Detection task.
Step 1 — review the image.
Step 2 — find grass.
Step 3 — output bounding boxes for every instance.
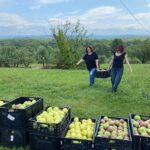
[0,64,150,150]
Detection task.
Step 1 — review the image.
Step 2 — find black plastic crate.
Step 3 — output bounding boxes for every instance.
[29,106,71,137]
[94,69,111,78]
[130,114,150,150]
[29,132,60,150]
[94,116,132,150]
[60,117,97,150]
[0,97,43,128]
[0,127,29,148]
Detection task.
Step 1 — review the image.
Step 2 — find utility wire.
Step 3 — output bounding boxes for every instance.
[120,0,150,35]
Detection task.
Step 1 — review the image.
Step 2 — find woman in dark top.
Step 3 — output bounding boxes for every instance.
[76,46,99,86]
[108,45,132,92]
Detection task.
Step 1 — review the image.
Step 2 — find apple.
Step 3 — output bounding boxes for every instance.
[138,127,147,134]
[0,101,5,106]
[74,117,79,122]
[134,115,141,121]
[97,117,130,140]
[36,107,68,125]
[65,118,95,140]
[104,116,109,121]
[62,108,68,114]
[133,121,139,127]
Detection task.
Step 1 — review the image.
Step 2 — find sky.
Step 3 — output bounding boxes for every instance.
[0,0,150,36]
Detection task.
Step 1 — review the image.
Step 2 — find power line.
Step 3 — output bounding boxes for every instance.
[120,0,150,35]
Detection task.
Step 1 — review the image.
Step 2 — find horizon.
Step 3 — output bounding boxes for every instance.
[0,34,150,40]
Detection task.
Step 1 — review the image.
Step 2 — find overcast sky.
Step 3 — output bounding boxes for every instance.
[0,0,150,36]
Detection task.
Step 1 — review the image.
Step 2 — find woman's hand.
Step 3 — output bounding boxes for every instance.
[76,59,84,65]
[76,62,79,65]
[107,67,111,71]
[96,68,100,72]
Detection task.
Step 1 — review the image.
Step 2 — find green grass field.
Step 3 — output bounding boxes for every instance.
[0,64,150,150]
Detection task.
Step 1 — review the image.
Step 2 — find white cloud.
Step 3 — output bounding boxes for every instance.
[0,13,49,35]
[48,6,150,35]
[30,5,41,10]
[38,0,69,4]
[70,10,81,15]
[54,12,63,17]
[1,6,150,36]
[0,13,29,27]
[148,3,150,7]
[30,0,70,11]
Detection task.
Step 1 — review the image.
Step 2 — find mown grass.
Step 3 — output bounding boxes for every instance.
[0,64,149,150]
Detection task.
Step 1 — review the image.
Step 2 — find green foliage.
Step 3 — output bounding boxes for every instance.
[111,38,124,52]
[35,46,51,67]
[51,20,87,68]
[0,37,150,68]
[126,39,150,63]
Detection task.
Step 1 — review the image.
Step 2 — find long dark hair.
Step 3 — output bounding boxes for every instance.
[85,46,93,54]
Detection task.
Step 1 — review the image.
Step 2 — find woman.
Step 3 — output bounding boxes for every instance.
[108,45,132,92]
[76,46,99,86]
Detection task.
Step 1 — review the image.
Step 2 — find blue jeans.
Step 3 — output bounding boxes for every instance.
[89,68,96,86]
[111,67,123,92]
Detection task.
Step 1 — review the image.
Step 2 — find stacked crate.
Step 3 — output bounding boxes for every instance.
[94,116,132,150]
[0,97,43,148]
[60,117,97,150]
[29,106,71,150]
[130,114,150,150]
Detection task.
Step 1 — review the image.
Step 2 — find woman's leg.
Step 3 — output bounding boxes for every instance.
[111,68,117,89]
[112,68,123,92]
[89,68,96,86]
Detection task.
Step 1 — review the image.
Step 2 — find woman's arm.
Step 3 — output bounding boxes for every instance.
[76,59,84,65]
[96,59,100,71]
[125,54,133,72]
[108,55,114,70]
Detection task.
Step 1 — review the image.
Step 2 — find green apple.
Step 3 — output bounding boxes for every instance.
[134,115,141,121]
[138,127,147,134]
[0,101,4,106]
[62,108,68,114]
[104,116,109,121]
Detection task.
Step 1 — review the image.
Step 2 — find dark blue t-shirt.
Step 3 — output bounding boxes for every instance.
[112,52,126,68]
[83,52,98,71]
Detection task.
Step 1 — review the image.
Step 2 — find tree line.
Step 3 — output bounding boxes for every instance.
[0,21,150,68]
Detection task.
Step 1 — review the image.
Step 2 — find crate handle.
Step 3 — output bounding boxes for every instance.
[71,140,82,144]
[109,140,116,144]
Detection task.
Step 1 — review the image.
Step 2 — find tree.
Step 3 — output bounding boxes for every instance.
[0,46,17,67]
[111,39,124,52]
[50,20,87,69]
[35,46,51,67]
[126,39,150,63]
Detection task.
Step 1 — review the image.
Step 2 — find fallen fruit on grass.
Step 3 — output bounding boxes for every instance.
[97,117,130,140]
[65,118,95,140]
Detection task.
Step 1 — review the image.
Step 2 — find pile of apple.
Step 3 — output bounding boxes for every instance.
[132,115,150,137]
[11,99,36,109]
[65,117,95,140]
[97,116,129,140]
[36,107,68,124]
[0,100,5,106]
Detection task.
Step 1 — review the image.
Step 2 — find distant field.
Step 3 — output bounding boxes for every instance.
[0,64,150,150]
